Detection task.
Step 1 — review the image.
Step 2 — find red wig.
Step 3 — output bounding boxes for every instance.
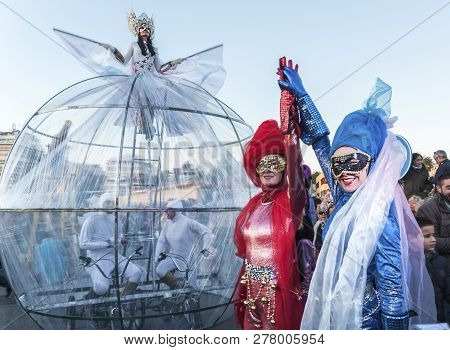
[244,120,285,187]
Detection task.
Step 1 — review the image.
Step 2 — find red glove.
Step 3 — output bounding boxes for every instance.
[278,57,301,137]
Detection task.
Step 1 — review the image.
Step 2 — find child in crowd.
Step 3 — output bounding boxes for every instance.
[417,217,450,324]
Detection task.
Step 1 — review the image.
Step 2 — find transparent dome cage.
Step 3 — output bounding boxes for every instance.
[0,73,253,330]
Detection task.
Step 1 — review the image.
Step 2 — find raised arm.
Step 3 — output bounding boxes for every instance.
[279,66,339,200]
[284,130,306,231]
[278,59,307,229]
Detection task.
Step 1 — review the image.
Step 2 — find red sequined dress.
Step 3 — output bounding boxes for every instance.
[233,91,306,329]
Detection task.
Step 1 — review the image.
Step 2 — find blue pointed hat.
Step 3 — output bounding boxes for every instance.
[330,78,391,159]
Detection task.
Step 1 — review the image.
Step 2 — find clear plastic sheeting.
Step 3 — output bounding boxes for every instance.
[0,71,253,329]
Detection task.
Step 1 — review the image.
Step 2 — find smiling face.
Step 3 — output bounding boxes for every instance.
[331,146,369,192]
[259,170,283,188]
[412,155,423,167]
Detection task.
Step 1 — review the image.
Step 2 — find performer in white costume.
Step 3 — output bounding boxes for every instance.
[79,193,142,297]
[53,11,226,139]
[54,10,225,88]
[155,200,213,290]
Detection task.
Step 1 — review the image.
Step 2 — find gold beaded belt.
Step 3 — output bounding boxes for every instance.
[243,260,278,281]
[240,260,278,325]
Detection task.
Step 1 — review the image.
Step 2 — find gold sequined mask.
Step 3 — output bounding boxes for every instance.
[256,154,286,175]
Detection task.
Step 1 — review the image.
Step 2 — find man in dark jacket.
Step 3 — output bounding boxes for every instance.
[417,173,450,266]
[401,152,432,199]
[431,150,450,185]
[417,217,450,323]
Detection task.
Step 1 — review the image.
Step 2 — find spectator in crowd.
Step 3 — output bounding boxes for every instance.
[303,165,317,225]
[430,150,450,185]
[313,206,326,251]
[312,196,321,210]
[401,153,432,199]
[296,217,317,322]
[313,195,334,252]
[417,173,450,265]
[33,220,70,286]
[417,217,450,324]
[408,195,424,216]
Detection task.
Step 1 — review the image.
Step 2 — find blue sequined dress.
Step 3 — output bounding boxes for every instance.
[298,94,409,329]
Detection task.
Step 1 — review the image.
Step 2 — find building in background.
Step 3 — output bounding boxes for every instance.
[314,172,330,199]
[0,127,20,176]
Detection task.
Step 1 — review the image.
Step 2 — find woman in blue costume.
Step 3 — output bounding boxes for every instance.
[278,62,436,329]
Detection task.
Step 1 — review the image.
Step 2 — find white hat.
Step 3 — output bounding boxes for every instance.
[166,200,183,209]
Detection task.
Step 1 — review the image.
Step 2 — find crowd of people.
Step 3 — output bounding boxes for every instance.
[403,152,450,325]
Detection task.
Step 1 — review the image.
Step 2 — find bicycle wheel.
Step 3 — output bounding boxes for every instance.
[122,300,146,330]
[110,300,146,330]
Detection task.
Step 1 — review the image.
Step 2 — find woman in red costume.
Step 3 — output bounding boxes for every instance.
[234,59,306,330]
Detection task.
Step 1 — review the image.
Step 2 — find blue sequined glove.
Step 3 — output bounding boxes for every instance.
[278,62,330,146]
[278,67,308,98]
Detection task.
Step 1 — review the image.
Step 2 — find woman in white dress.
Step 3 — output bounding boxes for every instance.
[54,11,227,138]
